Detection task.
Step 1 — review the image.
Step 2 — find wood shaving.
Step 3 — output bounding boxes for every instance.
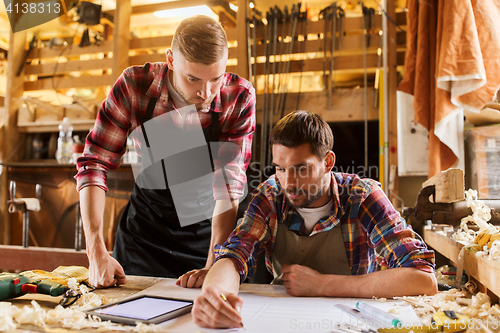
[372,296,387,302]
[395,288,500,325]
[388,307,401,314]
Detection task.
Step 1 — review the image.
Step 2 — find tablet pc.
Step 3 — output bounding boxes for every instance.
[84,295,193,325]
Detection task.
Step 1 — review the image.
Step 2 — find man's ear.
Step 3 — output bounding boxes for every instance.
[324,151,335,172]
[166,49,174,70]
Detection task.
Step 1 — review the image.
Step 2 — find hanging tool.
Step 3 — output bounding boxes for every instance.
[274,6,288,118]
[266,6,279,166]
[17,35,38,77]
[278,3,299,120]
[337,6,345,55]
[296,7,308,110]
[259,10,272,180]
[328,2,337,110]
[320,5,331,91]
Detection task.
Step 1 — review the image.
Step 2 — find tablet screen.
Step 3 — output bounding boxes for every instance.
[94,296,192,320]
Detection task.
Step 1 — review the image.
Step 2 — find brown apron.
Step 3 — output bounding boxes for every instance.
[271,222,351,284]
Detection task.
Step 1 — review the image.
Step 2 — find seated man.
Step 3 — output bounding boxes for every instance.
[190,111,438,329]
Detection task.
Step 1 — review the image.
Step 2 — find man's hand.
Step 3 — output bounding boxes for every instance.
[176,268,210,288]
[192,287,243,329]
[88,253,127,288]
[281,264,325,297]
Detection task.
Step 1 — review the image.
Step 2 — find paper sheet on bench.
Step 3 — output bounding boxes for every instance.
[131,278,421,333]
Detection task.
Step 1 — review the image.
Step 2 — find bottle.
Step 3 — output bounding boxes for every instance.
[56,117,74,164]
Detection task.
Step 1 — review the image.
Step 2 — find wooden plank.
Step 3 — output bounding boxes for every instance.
[423,228,462,266]
[113,0,131,79]
[18,120,97,133]
[422,168,465,203]
[255,88,379,124]
[130,35,172,50]
[463,249,500,299]
[24,75,114,91]
[24,58,113,76]
[27,40,113,60]
[129,53,166,66]
[423,228,500,298]
[2,30,26,245]
[106,0,207,16]
[236,0,249,79]
[0,245,89,271]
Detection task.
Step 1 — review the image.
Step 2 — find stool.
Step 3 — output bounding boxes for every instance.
[8,181,41,248]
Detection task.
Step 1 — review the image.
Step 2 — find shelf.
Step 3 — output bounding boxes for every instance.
[17,119,96,133]
[424,227,500,299]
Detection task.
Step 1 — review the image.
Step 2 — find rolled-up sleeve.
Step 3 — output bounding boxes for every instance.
[213,83,256,201]
[75,70,134,192]
[363,185,435,273]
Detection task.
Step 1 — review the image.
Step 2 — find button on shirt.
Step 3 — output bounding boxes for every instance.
[215,172,435,283]
[75,62,256,201]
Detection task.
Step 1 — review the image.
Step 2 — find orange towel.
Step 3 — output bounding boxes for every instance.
[398,0,500,178]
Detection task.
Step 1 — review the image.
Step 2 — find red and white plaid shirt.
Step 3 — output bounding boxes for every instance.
[75,62,256,200]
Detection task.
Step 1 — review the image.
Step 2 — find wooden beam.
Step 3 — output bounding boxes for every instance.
[129,36,172,50]
[255,88,379,124]
[1,30,26,245]
[113,0,131,79]
[24,75,114,91]
[27,40,113,60]
[236,0,249,79]
[422,168,465,203]
[0,245,89,271]
[25,58,114,76]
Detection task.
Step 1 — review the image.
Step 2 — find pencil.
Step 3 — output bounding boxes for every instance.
[220,293,245,330]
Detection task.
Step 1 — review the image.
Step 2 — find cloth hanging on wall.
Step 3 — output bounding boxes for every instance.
[398,0,500,178]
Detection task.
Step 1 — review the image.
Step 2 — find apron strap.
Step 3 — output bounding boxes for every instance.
[141,97,158,148]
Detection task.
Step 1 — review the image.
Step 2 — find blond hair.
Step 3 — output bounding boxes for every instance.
[171,15,228,65]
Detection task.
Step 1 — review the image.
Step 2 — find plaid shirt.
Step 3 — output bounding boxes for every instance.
[215,172,435,283]
[75,62,255,200]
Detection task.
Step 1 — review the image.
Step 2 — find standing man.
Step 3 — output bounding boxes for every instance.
[76,15,255,288]
[191,111,437,329]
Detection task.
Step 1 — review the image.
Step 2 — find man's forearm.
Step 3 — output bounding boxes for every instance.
[79,186,108,258]
[321,268,438,298]
[203,258,240,295]
[205,200,239,267]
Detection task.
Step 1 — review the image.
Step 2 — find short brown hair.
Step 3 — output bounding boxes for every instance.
[171,15,228,65]
[270,111,334,159]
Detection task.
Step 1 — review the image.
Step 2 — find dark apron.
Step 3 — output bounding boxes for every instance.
[113,97,220,278]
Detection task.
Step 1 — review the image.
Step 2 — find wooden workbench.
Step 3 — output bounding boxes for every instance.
[423,226,500,301]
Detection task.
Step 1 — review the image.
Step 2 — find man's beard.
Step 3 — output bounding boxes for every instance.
[284,179,326,209]
[172,74,214,111]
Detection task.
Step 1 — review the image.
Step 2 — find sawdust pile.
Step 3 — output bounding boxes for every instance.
[395,287,500,331]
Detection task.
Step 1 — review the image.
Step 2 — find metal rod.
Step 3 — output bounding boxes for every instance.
[75,201,82,251]
[22,211,29,248]
[267,6,279,166]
